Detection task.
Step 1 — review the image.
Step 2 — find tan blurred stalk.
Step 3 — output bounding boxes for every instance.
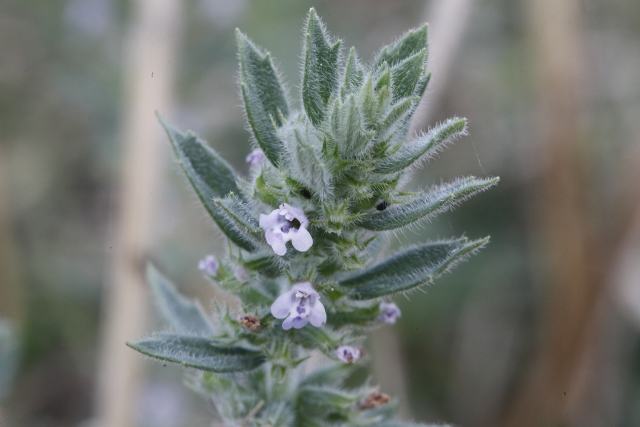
[503,0,595,426]
[0,149,22,427]
[409,0,475,135]
[0,149,23,328]
[370,0,476,420]
[94,1,183,426]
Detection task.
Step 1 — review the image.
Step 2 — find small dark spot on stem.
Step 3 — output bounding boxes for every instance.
[376,201,389,211]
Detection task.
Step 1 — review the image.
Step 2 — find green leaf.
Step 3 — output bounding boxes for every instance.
[375,24,428,68]
[341,47,364,98]
[147,265,213,336]
[378,97,416,137]
[327,303,381,328]
[391,48,426,100]
[301,363,354,387]
[375,117,468,174]
[211,193,263,252]
[303,8,342,126]
[361,177,499,230]
[297,385,357,419]
[160,115,241,198]
[237,30,289,165]
[159,116,260,250]
[331,95,374,159]
[127,334,266,372]
[414,71,431,99]
[339,237,489,299]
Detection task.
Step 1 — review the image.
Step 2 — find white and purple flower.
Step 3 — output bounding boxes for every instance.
[333,345,361,363]
[259,203,313,256]
[377,302,401,324]
[198,255,219,277]
[270,282,326,330]
[246,148,265,168]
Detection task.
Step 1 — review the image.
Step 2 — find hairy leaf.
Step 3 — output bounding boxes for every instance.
[341,47,364,98]
[361,177,499,230]
[332,95,375,159]
[160,115,240,198]
[376,117,468,174]
[391,49,426,100]
[301,363,355,387]
[327,303,382,328]
[237,30,289,165]
[378,97,416,137]
[297,385,358,419]
[339,237,489,299]
[127,334,266,372]
[159,116,260,250]
[211,194,263,252]
[375,24,428,68]
[148,265,213,335]
[303,8,342,126]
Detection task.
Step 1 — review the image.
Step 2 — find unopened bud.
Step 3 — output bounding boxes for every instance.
[239,314,261,331]
[358,391,390,410]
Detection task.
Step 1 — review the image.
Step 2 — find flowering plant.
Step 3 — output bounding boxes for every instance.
[128,9,498,427]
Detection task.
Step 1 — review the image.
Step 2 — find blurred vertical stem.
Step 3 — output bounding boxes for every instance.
[0,150,23,421]
[94,1,183,426]
[504,1,596,426]
[0,150,24,327]
[408,0,475,135]
[370,0,476,419]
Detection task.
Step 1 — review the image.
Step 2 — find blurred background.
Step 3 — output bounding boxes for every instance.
[1,0,639,426]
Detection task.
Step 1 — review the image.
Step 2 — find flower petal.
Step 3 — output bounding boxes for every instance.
[308,300,327,327]
[283,315,308,330]
[271,290,294,319]
[333,345,361,363]
[291,282,315,295]
[259,210,282,229]
[282,203,307,223]
[291,227,313,252]
[266,230,287,256]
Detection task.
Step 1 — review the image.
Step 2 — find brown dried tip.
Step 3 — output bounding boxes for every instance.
[239,314,261,331]
[358,391,390,410]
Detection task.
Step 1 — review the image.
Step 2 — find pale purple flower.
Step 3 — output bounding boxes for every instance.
[259,203,313,256]
[270,282,326,330]
[235,267,249,282]
[377,302,401,324]
[198,255,219,276]
[333,345,361,363]
[246,148,265,168]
